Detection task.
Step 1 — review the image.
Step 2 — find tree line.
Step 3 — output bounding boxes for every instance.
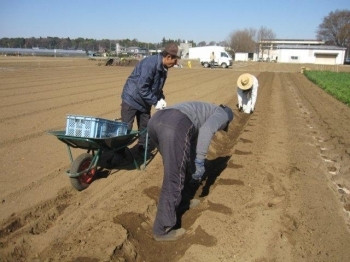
[0,36,197,52]
[1,9,348,54]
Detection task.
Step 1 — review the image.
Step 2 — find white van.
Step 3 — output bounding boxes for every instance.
[189,46,232,68]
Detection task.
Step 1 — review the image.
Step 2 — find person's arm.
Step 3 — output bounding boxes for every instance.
[195,113,227,160]
[250,78,259,111]
[190,111,228,183]
[237,87,243,108]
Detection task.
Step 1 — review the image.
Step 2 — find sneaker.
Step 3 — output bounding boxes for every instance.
[189,199,200,209]
[153,228,186,242]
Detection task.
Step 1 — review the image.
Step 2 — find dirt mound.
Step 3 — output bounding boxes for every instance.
[105,58,140,67]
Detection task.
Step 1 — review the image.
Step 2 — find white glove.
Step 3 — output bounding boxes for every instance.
[159,98,166,108]
[155,99,166,110]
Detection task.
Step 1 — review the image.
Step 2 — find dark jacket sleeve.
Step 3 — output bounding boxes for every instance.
[121,55,166,112]
[136,64,159,106]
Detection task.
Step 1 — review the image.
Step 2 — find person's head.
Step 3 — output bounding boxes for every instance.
[219,104,234,132]
[237,73,253,91]
[161,42,181,68]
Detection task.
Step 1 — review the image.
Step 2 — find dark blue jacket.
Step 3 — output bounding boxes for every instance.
[121,54,167,113]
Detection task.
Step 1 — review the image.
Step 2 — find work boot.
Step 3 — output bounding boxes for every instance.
[153,228,186,242]
[178,199,200,213]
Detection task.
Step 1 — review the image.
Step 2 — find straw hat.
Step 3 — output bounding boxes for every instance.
[237,73,253,90]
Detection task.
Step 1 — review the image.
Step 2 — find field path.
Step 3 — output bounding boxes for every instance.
[1,57,350,261]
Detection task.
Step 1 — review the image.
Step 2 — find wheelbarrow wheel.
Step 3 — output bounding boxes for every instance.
[69,153,97,191]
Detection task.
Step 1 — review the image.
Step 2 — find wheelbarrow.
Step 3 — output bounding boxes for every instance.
[47,129,150,191]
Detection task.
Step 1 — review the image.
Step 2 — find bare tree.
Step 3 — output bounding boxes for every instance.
[197,41,206,47]
[208,41,216,46]
[217,41,228,47]
[316,9,350,48]
[256,26,276,58]
[227,28,256,53]
[256,26,276,42]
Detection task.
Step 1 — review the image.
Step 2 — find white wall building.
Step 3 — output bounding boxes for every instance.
[258,39,346,65]
[179,41,193,58]
[274,45,346,64]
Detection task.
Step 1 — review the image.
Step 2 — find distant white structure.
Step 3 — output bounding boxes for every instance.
[179,41,192,58]
[257,39,346,65]
[0,47,86,57]
[234,52,249,61]
[275,45,346,64]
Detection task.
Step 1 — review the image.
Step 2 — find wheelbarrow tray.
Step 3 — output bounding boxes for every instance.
[48,128,150,191]
[48,130,140,152]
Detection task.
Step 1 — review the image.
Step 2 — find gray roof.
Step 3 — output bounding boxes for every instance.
[276,45,346,50]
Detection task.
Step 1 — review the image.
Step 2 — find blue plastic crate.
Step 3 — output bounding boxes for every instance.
[65,115,128,138]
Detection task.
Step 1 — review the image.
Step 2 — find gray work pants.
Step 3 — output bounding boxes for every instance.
[147,109,195,236]
[121,101,150,146]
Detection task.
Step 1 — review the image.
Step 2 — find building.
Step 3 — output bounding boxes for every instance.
[275,45,346,64]
[179,41,192,58]
[0,47,87,57]
[257,39,346,65]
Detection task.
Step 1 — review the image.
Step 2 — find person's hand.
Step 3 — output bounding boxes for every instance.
[155,100,163,110]
[155,99,166,110]
[159,98,167,108]
[192,159,205,180]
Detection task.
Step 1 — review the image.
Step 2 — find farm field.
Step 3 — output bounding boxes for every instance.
[1,57,350,261]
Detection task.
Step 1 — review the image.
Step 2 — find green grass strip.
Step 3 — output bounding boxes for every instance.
[304,70,350,105]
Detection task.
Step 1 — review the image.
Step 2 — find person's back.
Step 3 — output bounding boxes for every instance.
[170,101,227,131]
[147,101,234,241]
[236,73,259,114]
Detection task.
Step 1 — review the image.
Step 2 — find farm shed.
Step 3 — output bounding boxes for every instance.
[275,45,346,65]
[234,52,256,61]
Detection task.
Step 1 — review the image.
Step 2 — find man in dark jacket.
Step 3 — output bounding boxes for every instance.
[120,42,180,155]
[147,101,234,241]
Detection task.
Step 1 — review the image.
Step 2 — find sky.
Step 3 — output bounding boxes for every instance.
[0,0,349,44]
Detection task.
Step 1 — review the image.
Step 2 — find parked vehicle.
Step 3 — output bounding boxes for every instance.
[267,55,278,63]
[259,55,278,62]
[189,46,232,68]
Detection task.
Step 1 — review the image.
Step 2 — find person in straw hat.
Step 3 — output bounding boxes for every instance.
[236,73,259,114]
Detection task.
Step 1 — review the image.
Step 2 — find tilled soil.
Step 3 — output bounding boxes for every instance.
[0,57,350,261]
